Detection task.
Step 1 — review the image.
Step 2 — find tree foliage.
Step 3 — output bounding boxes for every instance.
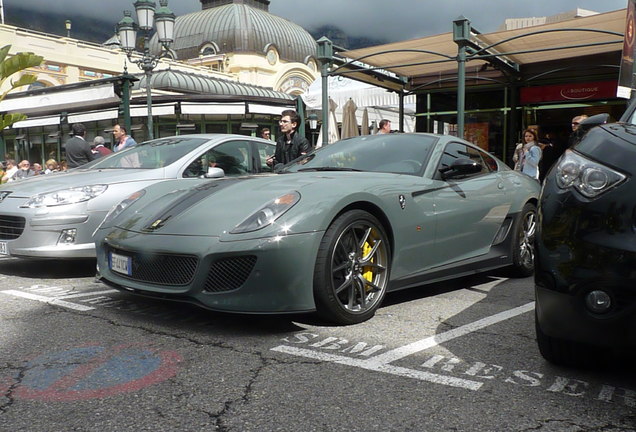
[0,45,44,130]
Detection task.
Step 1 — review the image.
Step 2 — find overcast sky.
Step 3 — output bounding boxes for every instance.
[3,0,630,42]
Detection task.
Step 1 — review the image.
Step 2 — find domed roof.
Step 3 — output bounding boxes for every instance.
[152,1,317,63]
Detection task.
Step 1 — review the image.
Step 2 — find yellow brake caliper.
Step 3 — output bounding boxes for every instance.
[362,241,374,287]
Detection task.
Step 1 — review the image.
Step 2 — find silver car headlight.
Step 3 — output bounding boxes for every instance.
[555,150,626,198]
[21,185,108,208]
[231,191,300,234]
[101,189,147,227]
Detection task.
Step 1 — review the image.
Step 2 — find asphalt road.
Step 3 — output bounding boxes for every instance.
[0,257,634,432]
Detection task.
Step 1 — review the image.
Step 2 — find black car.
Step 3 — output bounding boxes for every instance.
[535,112,636,366]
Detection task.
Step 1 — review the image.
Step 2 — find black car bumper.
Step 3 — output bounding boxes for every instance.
[535,172,636,349]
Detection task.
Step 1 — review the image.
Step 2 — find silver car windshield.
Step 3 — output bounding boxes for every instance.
[89,137,209,169]
[286,134,437,176]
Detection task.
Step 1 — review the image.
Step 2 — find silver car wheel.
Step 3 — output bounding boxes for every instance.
[518,209,536,268]
[330,221,389,313]
[314,210,391,324]
[510,202,537,277]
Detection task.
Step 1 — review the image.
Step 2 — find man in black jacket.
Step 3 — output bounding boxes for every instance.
[267,109,311,167]
[64,123,95,168]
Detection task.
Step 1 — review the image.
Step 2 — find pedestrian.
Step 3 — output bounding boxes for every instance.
[64,123,95,168]
[260,128,272,140]
[44,159,59,174]
[513,128,542,180]
[568,114,589,147]
[266,109,311,167]
[377,119,391,134]
[92,136,112,157]
[11,160,35,180]
[32,162,43,175]
[1,159,17,183]
[112,124,137,152]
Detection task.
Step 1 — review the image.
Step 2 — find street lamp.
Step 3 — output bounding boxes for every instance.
[117,0,175,140]
[65,20,72,38]
[307,113,318,147]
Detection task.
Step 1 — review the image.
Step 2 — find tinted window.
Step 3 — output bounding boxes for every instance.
[255,141,275,173]
[90,137,208,169]
[285,134,436,176]
[436,142,491,180]
[183,140,251,178]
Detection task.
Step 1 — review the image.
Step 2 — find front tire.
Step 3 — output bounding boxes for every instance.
[535,312,600,367]
[509,202,536,277]
[313,210,391,325]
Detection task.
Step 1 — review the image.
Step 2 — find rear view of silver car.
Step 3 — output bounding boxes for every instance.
[0,134,275,258]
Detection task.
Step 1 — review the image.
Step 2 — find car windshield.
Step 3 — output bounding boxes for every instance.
[88,137,209,169]
[284,134,437,175]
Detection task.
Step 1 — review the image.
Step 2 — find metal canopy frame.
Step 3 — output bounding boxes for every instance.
[316,11,624,145]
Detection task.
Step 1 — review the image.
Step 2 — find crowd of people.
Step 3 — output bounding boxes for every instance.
[0,122,134,183]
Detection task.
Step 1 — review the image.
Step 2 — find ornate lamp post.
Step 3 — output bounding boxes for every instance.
[307,113,318,147]
[117,0,175,140]
[65,20,72,38]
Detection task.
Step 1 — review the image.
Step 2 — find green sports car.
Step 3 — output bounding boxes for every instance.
[94,133,540,324]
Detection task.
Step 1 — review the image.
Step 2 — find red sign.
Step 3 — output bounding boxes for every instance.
[520,81,618,104]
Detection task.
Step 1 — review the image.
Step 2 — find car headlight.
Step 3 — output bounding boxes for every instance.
[231,192,300,234]
[101,189,147,227]
[22,185,108,208]
[555,150,626,198]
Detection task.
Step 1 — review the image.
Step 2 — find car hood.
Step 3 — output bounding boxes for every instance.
[0,168,163,197]
[109,172,410,238]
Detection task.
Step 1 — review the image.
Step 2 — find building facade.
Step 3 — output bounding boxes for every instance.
[0,0,319,164]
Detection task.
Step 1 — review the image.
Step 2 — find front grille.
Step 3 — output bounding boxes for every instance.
[0,215,26,240]
[204,255,257,292]
[108,246,199,286]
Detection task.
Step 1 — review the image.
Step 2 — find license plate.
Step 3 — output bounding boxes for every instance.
[110,252,132,276]
[0,242,7,255]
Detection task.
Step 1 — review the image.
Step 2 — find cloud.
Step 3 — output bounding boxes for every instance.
[4,0,629,43]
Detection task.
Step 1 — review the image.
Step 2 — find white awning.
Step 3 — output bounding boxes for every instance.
[248,104,291,115]
[0,84,119,115]
[12,116,61,128]
[68,109,119,123]
[130,105,175,117]
[180,102,246,115]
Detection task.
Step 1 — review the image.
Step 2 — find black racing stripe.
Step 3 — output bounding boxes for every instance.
[143,178,245,231]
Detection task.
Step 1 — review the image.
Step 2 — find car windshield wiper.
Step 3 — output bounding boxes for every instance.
[297,166,363,172]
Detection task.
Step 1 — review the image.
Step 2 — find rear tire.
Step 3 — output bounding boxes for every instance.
[509,202,536,277]
[313,210,391,325]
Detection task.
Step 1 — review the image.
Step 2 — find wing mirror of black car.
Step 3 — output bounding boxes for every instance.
[439,158,482,180]
[570,113,611,146]
[579,113,610,132]
[204,167,225,178]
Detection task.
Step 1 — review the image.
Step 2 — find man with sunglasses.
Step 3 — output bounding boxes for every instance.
[267,109,311,167]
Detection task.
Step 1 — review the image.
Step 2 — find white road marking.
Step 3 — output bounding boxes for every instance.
[272,301,535,390]
[57,290,119,299]
[271,345,483,390]
[0,290,96,311]
[366,302,535,365]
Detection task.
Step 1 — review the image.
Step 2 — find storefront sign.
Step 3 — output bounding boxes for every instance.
[520,81,617,104]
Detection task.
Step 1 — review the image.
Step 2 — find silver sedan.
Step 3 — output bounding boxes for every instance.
[0,134,275,258]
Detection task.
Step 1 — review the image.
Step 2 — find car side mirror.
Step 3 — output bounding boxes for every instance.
[204,167,225,178]
[579,113,610,133]
[570,113,610,146]
[439,158,482,180]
